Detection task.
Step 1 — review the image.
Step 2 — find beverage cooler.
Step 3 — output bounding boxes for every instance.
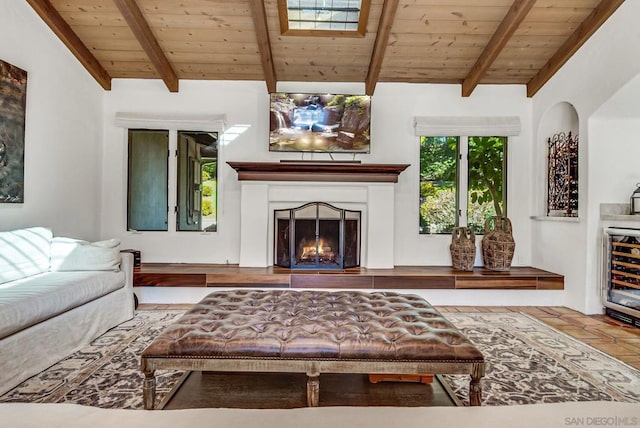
[603,227,640,327]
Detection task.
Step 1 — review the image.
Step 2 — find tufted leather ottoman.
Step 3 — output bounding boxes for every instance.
[140,290,485,409]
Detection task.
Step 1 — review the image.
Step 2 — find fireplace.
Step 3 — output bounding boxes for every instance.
[274,202,361,269]
[228,161,409,268]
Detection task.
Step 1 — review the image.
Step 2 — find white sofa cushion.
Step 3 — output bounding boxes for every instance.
[0,227,53,285]
[0,270,126,339]
[50,238,121,272]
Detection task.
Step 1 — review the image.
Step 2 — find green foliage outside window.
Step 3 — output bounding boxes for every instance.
[202,163,217,180]
[419,137,457,234]
[202,178,217,227]
[467,136,506,233]
[201,161,217,232]
[202,199,213,217]
[419,136,506,235]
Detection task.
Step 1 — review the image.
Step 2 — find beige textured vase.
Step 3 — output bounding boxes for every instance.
[450,227,476,271]
[481,216,515,271]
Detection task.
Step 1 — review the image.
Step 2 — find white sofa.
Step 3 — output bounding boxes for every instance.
[1,402,639,428]
[0,227,134,395]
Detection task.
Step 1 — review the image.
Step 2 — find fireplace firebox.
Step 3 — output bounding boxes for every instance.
[274,202,361,269]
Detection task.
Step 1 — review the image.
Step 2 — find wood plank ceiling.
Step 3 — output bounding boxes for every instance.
[26,0,625,97]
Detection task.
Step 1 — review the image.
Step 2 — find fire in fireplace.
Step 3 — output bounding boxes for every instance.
[274,202,361,269]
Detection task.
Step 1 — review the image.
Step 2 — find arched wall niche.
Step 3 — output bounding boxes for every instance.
[539,102,579,137]
[535,102,580,216]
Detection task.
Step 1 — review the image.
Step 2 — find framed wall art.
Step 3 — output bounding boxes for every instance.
[0,59,27,203]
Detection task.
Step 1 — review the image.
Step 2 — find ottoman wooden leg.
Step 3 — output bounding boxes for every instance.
[469,364,483,406]
[306,374,320,407]
[143,370,157,410]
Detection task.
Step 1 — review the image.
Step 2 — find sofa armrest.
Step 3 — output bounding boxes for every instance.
[121,252,134,291]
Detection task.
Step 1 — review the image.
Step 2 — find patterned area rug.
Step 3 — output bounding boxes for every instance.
[1,311,638,408]
[441,313,640,405]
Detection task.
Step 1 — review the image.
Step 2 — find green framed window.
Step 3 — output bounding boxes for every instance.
[127,129,218,233]
[177,131,218,232]
[127,129,169,231]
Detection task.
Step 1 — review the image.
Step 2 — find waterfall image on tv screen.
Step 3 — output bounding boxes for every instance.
[269,93,371,153]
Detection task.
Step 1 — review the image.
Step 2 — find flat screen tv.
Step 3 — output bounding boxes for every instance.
[269,93,371,153]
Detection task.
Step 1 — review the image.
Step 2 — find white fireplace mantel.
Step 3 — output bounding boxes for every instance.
[229,162,409,269]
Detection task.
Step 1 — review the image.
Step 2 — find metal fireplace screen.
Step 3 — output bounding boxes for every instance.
[274,202,361,269]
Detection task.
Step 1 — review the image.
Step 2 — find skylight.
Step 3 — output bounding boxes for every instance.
[278,0,370,37]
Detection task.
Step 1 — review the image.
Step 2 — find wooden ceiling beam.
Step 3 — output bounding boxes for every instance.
[249,0,277,93]
[526,0,626,97]
[26,0,112,90]
[365,0,399,96]
[113,0,179,92]
[462,0,537,97]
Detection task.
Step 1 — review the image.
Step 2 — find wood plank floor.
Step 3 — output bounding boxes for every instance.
[160,372,460,409]
[138,304,640,370]
[439,306,640,370]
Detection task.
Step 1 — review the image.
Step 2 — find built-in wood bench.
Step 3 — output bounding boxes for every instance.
[134,264,563,290]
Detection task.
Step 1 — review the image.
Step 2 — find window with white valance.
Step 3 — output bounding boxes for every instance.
[118,113,225,234]
[114,112,226,131]
[413,116,521,137]
[415,116,518,235]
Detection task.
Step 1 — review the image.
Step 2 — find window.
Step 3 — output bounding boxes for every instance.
[127,129,218,233]
[127,130,168,231]
[278,0,370,37]
[420,136,507,235]
[177,131,218,232]
[419,136,458,235]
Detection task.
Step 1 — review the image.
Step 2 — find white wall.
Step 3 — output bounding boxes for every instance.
[532,0,640,313]
[589,117,640,221]
[531,103,580,312]
[137,285,563,307]
[103,79,554,306]
[589,116,640,310]
[102,79,268,263]
[7,0,639,311]
[0,0,104,239]
[102,80,534,269]
[373,83,533,267]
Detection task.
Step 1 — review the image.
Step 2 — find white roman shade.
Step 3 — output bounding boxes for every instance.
[114,112,226,131]
[414,116,521,137]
